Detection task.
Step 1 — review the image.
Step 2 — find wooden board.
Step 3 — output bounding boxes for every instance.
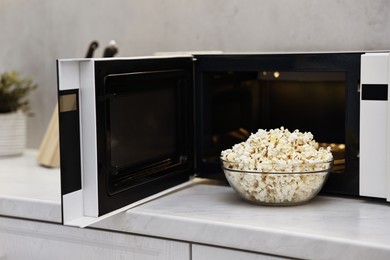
[37,104,60,168]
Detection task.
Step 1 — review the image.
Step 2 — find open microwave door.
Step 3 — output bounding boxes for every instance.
[57,56,194,227]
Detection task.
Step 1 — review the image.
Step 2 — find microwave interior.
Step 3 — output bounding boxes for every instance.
[194,54,360,195]
[200,71,345,170]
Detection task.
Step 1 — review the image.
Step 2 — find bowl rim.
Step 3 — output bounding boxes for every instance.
[220,158,333,174]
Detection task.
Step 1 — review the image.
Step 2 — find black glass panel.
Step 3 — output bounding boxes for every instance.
[109,87,176,169]
[94,57,193,216]
[102,70,191,196]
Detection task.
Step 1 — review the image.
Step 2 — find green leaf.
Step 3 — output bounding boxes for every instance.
[0,70,38,113]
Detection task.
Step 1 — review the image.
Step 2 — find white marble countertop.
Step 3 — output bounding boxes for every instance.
[0,150,61,222]
[1,151,390,259]
[94,182,390,260]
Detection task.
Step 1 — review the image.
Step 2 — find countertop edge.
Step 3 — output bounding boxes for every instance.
[92,208,390,260]
[0,195,61,223]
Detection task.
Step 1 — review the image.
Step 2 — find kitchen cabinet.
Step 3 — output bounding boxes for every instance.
[0,215,291,260]
[192,244,286,260]
[0,216,189,260]
[0,215,297,260]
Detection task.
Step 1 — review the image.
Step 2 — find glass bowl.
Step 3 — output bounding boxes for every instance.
[221,159,333,205]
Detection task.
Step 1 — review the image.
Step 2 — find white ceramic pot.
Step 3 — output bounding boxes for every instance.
[0,111,26,156]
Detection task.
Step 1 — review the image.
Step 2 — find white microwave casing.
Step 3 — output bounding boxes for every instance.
[359,53,390,202]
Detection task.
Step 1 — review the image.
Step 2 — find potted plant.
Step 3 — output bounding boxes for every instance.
[0,71,37,156]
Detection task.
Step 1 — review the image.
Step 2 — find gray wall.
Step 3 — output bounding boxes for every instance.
[1,0,390,148]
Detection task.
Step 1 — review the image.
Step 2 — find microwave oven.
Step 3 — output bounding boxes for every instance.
[57,52,390,226]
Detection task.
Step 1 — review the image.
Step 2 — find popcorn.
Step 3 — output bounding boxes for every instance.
[221,127,333,204]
